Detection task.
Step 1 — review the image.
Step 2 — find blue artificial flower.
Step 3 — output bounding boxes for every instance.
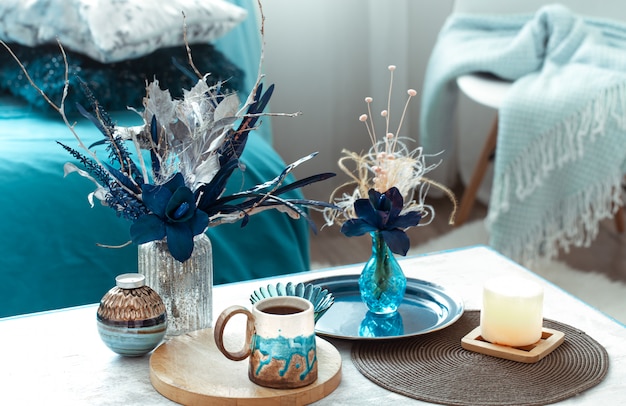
[130,173,209,262]
[340,187,421,256]
[63,77,335,265]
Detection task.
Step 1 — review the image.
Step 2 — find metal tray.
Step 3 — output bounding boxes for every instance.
[306,274,464,340]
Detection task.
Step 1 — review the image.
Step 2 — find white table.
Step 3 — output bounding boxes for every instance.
[2,246,625,405]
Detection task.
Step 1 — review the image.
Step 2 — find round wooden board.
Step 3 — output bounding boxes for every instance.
[149,328,342,405]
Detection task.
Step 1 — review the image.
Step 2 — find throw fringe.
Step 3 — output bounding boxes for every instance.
[487,81,626,264]
[496,173,623,265]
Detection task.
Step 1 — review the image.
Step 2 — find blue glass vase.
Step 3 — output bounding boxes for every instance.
[358,231,407,314]
[359,311,404,338]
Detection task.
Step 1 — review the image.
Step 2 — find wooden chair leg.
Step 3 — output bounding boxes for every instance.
[455,116,499,227]
[615,205,624,233]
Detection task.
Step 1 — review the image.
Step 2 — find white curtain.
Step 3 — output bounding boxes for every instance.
[262,0,453,200]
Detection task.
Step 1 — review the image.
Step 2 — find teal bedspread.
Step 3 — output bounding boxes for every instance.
[0,98,310,318]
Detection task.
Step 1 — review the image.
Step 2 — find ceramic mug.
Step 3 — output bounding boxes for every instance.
[214,296,318,389]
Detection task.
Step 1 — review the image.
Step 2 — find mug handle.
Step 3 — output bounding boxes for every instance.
[214,305,255,361]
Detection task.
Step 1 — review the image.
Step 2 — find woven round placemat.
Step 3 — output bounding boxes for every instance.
[352,310,608,406]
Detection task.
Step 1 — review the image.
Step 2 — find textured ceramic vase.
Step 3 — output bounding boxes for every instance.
[138,233,213,337]
[97,273,167,356]
[358,231,407,314]
[214,296,317,389]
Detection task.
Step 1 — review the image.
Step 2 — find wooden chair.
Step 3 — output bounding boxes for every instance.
[452,0,626,232]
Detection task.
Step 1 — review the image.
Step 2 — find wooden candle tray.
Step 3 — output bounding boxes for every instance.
[461,326,565,363]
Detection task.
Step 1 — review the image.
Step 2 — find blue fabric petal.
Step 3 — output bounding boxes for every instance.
[381,229,411,256]
[141,183,172,217]
[190,210,210,236]
[165,222,194,262]
[340,218,377,237]
[377,193,392,212]
[166,187,196,222]
[376,210,390,229]
[384,187,404,220]
[354,197,386,229]
[163,172,186,194]
[367,189,383,209]
[393,211,422,229]
[130,214,166,244]
[353,197,376,219]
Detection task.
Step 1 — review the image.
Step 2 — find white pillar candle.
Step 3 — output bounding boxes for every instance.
[480,276,544,347]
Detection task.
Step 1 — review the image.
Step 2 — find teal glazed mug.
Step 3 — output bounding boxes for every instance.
[214,296,318,389]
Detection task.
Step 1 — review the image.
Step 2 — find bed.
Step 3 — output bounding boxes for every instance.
[0,0,312,317]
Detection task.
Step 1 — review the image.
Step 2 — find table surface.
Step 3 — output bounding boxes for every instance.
[2,245,625,405]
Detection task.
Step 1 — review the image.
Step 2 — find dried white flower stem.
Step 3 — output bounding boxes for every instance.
[325,65,458,228]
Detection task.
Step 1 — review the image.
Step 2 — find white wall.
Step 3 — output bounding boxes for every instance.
[261,0,455,201]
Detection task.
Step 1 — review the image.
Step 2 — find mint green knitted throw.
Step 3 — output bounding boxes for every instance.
[420,5,626,264]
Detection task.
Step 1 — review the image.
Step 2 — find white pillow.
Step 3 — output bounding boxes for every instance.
[0,0,248,63]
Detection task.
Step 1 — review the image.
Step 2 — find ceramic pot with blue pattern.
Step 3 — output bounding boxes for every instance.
[214,296,317,389]
[97,273,167,357]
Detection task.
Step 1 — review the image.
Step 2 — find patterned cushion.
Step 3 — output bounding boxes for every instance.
[0,43,245,113]
[0,0,247,63]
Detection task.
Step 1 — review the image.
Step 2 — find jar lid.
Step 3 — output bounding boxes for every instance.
[115,273,145,289]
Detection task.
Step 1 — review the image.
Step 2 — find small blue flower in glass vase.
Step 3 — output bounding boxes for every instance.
[340,187,421,256]
[324,65,456,252]
[324,65,457,314]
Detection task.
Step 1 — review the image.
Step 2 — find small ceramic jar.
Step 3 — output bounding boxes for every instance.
[97,273,167,356]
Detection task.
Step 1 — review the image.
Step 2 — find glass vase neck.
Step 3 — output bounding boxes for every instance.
[370,231,390,257]
[359,231,406,315]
